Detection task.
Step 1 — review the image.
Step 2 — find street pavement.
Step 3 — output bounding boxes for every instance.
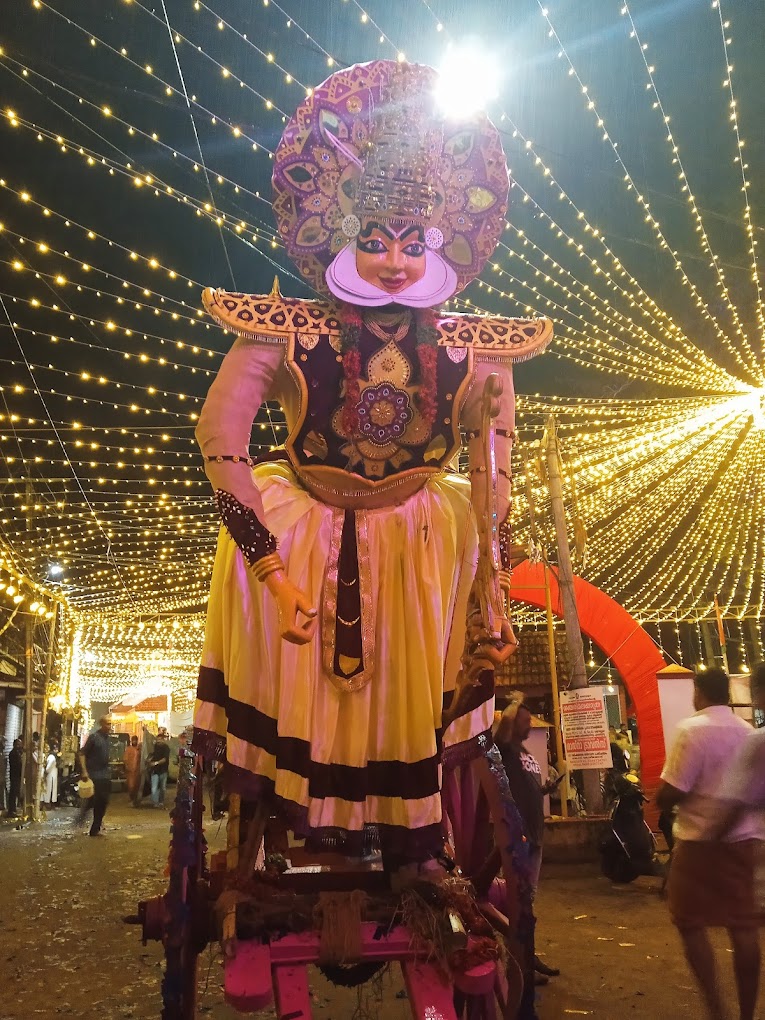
[0,794,761,1018]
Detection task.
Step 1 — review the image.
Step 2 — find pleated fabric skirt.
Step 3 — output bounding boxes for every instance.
[193,462,494,859]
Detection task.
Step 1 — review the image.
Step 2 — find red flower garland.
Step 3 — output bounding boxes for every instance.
[415,345,438,425]
[414,307,439,426]
[339,303,363,435]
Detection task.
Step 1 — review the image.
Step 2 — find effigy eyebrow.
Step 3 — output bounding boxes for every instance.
[358,221,424,242]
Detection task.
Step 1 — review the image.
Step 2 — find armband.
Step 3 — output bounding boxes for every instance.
[213,489,277,567]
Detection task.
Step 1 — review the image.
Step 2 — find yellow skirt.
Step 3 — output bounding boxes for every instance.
[194,463,493,858]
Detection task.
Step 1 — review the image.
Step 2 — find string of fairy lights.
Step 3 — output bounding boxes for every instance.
[0,0,763,707]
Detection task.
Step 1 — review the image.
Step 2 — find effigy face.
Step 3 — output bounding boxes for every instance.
[353,221,426,296]
[272,59,511,307]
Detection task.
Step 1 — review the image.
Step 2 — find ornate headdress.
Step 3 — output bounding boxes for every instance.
[347,63,442,234]
[272,59,510,301]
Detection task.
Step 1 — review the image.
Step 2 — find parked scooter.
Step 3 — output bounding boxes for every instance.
[58,770,82,808]
[600,772,657,883]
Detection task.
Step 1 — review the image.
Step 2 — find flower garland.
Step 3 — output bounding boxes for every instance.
[337,302,439,436]
[339,304,363,435]
[414,306,439,426]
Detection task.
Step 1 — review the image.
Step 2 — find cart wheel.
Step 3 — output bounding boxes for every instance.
[159,753,209,1020]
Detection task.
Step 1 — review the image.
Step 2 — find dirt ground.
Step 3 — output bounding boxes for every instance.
[0,795,762,1019]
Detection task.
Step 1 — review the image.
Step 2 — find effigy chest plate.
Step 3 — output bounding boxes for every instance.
[286,328,473,496]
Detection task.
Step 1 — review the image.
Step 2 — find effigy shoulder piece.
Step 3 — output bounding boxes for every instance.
[437,311,552,362]
[201,287,341,341]
[203,288,552,362]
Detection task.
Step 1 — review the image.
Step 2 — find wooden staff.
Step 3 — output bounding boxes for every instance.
[475,372,506,640]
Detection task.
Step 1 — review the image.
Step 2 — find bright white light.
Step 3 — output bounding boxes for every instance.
[49,563,64,576]
[434,44,501,119]
[745,387,765,431]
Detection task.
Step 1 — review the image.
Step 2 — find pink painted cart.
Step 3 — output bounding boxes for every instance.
[135,744,533,1020]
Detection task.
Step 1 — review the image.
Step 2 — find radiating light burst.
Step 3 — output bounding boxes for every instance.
[515,390,765,620]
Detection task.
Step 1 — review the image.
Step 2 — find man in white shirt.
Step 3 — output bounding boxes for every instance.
[657,667,761,1020]
[719,663,765,919]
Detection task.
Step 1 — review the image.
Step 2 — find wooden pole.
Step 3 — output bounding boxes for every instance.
[23,477,35,816]
[223,793,242,957]
[33,607,58,821]
[521,449,567,817]
[700,620,717,668]
[544,416,603,814]
[542,564,568,818]
[713,596,730,673]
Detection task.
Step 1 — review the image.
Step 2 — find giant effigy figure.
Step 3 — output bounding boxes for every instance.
[192,60,551,870]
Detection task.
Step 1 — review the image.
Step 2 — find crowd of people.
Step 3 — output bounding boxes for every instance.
[1,730,50,818]
[75,720,177,835]
[1,719,184,828]
[491,664,765,1018]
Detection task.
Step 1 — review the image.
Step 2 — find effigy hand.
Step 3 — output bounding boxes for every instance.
[463,604,518,681]
[264,570,318,645]
[443,605,519,728]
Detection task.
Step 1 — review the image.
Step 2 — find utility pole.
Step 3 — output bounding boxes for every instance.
[545,416,603,814]
[744,619,762,669]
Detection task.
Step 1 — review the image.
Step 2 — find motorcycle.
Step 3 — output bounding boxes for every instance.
[600,772,657,883]
[58,770,82,808]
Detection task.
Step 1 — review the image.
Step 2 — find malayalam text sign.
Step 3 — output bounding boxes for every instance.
[560,687,613,769]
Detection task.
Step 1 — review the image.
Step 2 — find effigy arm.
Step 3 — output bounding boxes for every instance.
[197,305,318,643]
[195,333,284,528]
[458,358,517,675]
[461,357,515,529]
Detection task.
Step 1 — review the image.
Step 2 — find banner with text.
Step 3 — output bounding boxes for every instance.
[560,687,613,770]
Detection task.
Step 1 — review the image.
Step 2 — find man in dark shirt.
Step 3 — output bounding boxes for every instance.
[78,716,113,836]
[497,697,562,982]
[8,738,23,816]
[149,729,170,808]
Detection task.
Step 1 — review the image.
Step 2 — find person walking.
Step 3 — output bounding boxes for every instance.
[716,663,765,921]
[42,741,59,808]
[123,735,141,805]
[8,738,23,816]
[148,728,170,808]
[77,716,113,837]
[0,736,5,814]
[495,696,563,983]
[657,667,762,1020]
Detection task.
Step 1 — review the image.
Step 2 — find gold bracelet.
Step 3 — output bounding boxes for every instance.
[252,552,284,582]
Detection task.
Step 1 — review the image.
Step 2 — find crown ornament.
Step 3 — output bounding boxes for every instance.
[351,63,444,230]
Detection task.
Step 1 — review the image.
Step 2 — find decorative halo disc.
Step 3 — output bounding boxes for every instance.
[272,59,510,298]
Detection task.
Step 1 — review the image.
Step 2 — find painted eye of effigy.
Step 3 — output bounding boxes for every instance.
[402,242,425,257]
[357,237,388,254]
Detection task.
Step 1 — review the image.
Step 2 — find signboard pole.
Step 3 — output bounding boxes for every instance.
[543,563,568,817]
[521,447,568,816]
[545,416,604,813]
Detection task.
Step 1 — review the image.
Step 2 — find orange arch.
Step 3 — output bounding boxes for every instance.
[509,560,667,796]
